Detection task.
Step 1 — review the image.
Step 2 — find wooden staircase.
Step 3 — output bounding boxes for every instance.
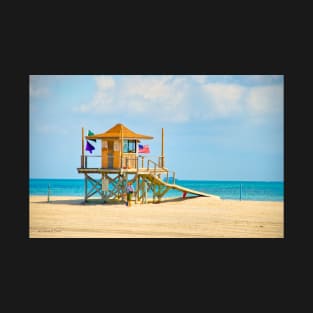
[136,170,220,202]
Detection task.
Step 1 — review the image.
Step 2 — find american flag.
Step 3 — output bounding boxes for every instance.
[138,144,150,154]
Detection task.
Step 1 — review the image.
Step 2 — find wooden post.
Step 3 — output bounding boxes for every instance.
[47,184,50,202]
[161,127,164,167]
[144,180,147,204]
[84,174,87,202]
[153,183,156,203]
[101,173,104,201]
[135,175,139,204]
[81,127,85,168]
[240,184,242,201]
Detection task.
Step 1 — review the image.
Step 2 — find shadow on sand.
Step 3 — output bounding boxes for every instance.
[32,198,126,206]
[31,196,200,206]
[150,195,200,204]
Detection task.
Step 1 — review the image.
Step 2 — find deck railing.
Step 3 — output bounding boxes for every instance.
[164,170,176,184]
[80,155,165,171]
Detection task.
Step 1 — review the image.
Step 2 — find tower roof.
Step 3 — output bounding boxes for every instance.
[85,123,154,140]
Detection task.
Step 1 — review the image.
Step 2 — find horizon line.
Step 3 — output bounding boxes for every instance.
[29,177,284,182]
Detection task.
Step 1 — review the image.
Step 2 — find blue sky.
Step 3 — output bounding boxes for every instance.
[29,75,284,181]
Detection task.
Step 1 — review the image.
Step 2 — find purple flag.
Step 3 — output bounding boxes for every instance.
[85,140,95,153]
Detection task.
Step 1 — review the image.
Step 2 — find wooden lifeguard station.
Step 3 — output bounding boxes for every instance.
[77,123,218,203]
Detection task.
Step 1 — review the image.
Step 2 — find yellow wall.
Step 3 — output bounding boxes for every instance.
[101,139,108,168]
[101,139,121,169]
[101,149,108,168]
[101,139,138,169]
[114,151,120,168]
[122,153,137,169]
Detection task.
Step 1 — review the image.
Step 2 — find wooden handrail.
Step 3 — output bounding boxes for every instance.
[80,155,168,171]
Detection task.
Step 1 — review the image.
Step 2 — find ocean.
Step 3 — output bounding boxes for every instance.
[29,179,284,201]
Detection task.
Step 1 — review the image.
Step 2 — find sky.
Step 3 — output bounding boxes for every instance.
[29,75,284,181]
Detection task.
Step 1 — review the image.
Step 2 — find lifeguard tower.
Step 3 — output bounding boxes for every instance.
[77,123,219,203]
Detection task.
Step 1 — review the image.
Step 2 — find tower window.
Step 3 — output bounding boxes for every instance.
[123,140,136,153]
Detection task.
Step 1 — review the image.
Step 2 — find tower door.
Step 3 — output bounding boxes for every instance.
[108,141,114,169]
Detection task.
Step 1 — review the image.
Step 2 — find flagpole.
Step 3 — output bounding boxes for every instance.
[81,127,85,168]
[161,127,164,168]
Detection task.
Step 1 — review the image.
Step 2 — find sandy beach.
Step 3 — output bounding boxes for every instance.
[29,196,284,238]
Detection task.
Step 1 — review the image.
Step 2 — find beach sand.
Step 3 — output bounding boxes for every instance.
[29,196,284,238]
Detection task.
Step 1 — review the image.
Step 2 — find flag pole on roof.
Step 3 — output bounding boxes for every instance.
[161,127,165,167]
[81,127,85,168]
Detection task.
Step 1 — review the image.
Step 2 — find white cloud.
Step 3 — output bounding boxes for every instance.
[123,75,188,122]
[29,75,74,99]
[244,75,284,85]
[75,75,283,123]
[30,85,49,97]
[190,75,207,84]
[270,75,283,80]
[76,76,115,113]
[203,84,244,103]
[246,85,283,116]
[120,75,189,122]
[29,75,49,98]
[35,124,69,135]
[77,75,190,122]
[122,75,179,102]
[202,83,245,117]
[200,81,283,122]
[95,75,115,90]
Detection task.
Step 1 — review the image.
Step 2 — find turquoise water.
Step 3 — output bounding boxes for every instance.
[29,178,284,201]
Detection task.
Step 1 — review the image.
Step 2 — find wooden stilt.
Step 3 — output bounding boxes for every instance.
[152,183,155,203]
[84,173,87,202]
[135,175,139,204]
[101,173,104,201]
[144,180,147,204]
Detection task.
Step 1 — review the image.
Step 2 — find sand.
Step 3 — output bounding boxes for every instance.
[29,196,284,238]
